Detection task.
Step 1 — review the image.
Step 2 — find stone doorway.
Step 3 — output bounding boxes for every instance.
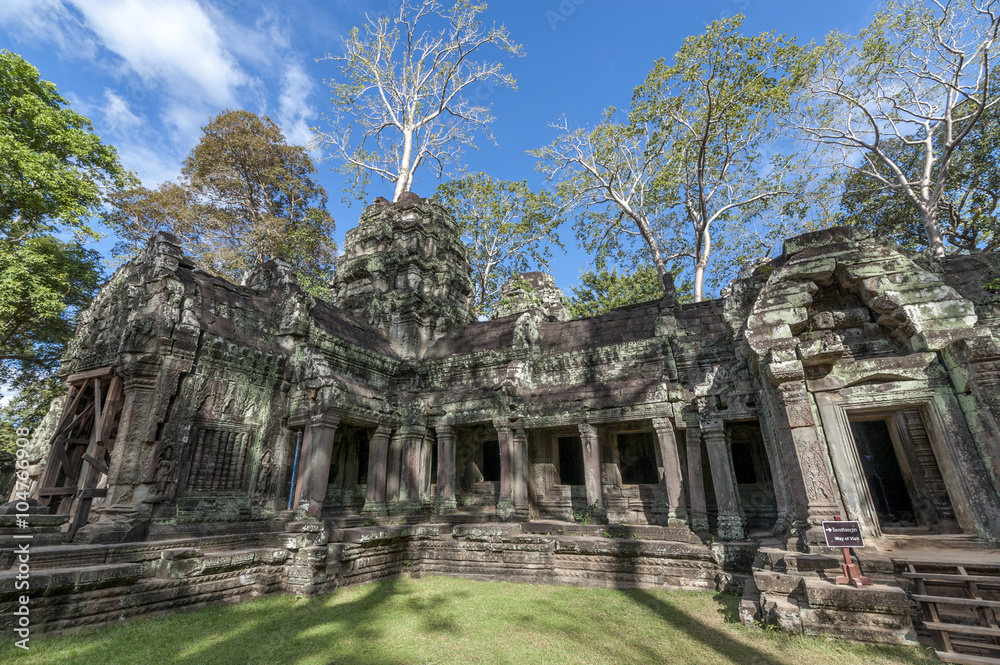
[727,422,777,531]
[848,410,959,534]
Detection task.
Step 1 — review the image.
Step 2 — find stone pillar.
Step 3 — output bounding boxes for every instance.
[75,373,160,543]
[434,424,457,513]
[385,430,404,505]
[511,419,529,513]
[686,427,710,533]
[399,424,428,507]
[578,422,604,511]
[364,424,391,512]
[760,367,841,547]
[652,417,687,527]
[495,420,515,518]
[293,414,340,518]
[702,421,745,541]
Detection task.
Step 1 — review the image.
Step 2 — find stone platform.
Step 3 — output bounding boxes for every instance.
[0,519,743,634]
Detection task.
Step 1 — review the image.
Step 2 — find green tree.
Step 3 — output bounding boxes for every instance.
[317,0,523,202]
[1,50,133,240]
[434,173,562,316]
[0,50,130,447]
[633,15,805,301]
[841,97,1000,252]
[791,0,1000,257]
[566,265,667,318]
[107,110,337,295]
[534,16,805,302]
[0,377,61,455]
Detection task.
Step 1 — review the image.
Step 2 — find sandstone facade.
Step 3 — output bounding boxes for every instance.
[4,195,1000,644]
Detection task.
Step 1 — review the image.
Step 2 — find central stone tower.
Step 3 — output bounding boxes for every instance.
[332,192,475,359]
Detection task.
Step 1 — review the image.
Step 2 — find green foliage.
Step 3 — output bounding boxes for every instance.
[0,376,61,455]
[0,51,129,390]
[840,95,1000,253]
[795,0,1000,257]
[0,50,134,240]
[105,110,336,296]
[534,16,807,302]
[633,15,806,301]
[434,173,562,316]
[0,237,102,385]
[573,502,603,525]
[567,265,670,318]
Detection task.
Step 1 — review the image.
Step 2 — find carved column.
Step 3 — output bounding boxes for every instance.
[685,427,710,532]
[702,421,745,540]
[385,430,404,505]
[103,374,159,505]
[364,424,392,512]
[75,373,159,543]
[293,414,339,518]
[652,417,687,527]
[578,422,604,511]
[760,362,841,547]
[399,424,428,507]
[495,420,515,518]
[511,419,529,513]
[434,424,457,513]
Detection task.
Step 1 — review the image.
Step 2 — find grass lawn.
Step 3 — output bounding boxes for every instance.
[0,575,938,665]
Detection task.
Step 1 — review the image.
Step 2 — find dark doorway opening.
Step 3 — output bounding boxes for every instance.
[430,436,438,484]
[727,422,777,531]
[356,429,370,485]
[850,420,916,527]
[557,435,584,485]
[481,440,501,482]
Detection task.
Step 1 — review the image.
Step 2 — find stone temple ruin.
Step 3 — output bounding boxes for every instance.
[4,192,1000,656]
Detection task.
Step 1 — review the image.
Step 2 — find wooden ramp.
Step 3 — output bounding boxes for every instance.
[904,563,1000,664]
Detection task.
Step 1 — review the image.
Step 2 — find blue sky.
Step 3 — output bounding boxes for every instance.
[0,0,880,296]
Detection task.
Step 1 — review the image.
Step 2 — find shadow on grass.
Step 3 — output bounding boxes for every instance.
[623,589,785,665]
[0,575,470,665]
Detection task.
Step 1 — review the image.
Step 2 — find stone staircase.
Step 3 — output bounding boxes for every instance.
[903,563,1000,664]
[740,547,917,644]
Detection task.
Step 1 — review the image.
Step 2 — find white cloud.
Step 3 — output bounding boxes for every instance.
[103,89,142,133]
[161,102,211,149]
[0,0,98,59]
[278,60,317,148]
[67,0,246,105]
[115,140,183,188]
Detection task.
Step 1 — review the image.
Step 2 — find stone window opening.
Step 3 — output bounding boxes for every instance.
[614,431,659,485]
[281,428,304,510]
[356,429,371,487]
[429,438,438,486]
[481,439,501,483]
[557,435,584,485]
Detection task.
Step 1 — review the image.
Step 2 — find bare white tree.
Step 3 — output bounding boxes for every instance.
[792,0,1000,257]
[531,111,684,294]
[317,0,522,202]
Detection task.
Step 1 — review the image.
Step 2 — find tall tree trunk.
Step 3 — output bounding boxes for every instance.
[693,227,711,303]
[394,129,414,202]
[922,206,947,258]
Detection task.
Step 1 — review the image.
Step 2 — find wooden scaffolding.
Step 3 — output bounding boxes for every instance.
[38,367,124,537]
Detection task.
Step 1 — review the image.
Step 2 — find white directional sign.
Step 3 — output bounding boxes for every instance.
[822,521,865,548]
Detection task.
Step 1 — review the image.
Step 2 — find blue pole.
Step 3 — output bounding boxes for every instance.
[287,430,302,510]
